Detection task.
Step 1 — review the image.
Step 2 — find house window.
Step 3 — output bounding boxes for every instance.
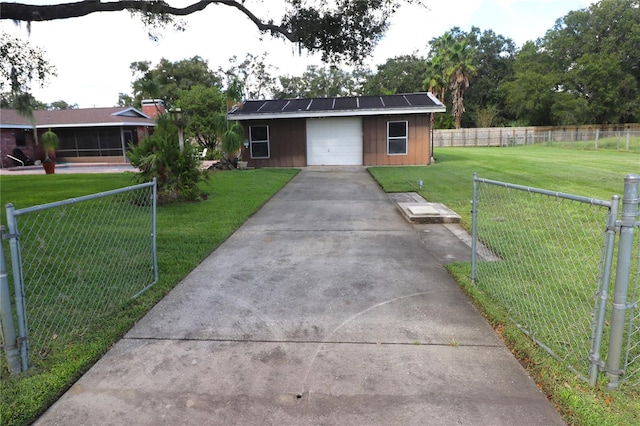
[387,121,408,155]
[15,130,26,147]
[250,125,269,159]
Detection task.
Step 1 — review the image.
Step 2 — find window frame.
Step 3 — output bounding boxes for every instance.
[249,125,270,159]
[387,120,408,156]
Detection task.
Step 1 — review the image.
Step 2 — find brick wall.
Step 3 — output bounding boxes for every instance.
[1,128,39,168]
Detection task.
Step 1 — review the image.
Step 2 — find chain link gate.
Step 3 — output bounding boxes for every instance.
[1,180,157,373]
[471,173,639,388]
[626,236,640,385]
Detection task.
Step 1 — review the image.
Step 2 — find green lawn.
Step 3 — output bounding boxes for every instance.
[370,145,640,426]
[370,145,639,229]
[0,168,298,426]
[1,146,638,425]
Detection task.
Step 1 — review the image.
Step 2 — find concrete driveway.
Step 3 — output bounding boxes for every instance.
[35,167,564,425]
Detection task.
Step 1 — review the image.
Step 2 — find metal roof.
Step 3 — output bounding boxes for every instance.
[228,92,446,120]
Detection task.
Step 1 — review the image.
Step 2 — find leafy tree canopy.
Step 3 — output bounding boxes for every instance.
[1,0,420,115]
[1,91,46,110]
[125,53,275,107]
[425,27,515,128]
[463,27,516,127]
[6,0,637,128]
[221,53,277,100]
[1,0,420,63]
[275,65,371,98]
[0,31,55,116]
[174,85,227,149]
[543,0,640,124]
[362,54,427,95]
[48,99,78,110]
[504,0,640,125]
[501,41,558,126]
[129,56,222,107]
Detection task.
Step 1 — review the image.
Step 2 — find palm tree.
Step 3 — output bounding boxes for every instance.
[423,56,448,104]
[423,56,449,130]
[425,32,455,104]
[447,40,477,129]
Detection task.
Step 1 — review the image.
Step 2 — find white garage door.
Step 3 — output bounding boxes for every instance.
[306,117,363,166]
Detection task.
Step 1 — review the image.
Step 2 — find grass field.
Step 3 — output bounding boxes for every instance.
[0,168,298,426]
[370,145,639,426]
[370,144,639,228]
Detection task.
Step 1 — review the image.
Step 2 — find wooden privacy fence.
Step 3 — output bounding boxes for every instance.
[433,124,640,148]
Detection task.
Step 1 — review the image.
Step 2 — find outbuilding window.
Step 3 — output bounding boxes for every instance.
[387,121,408,155]
[250,125,270,159]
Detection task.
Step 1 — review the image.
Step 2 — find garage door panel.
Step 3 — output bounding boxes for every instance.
[306,117,362,166]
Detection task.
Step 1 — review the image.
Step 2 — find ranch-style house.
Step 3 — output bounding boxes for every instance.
[0,101,161,168]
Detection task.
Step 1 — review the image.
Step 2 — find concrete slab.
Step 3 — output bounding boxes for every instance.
[407,204,441,215]
[36,340,562,426]
[390,192,462,224]
[34,167,563,426]
[125,229,495,346]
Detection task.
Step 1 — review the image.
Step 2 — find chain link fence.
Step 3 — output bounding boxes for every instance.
[1,180,157,372]
[471,174,639,388]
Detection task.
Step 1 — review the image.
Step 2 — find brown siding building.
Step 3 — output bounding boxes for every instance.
[228,93,445,168]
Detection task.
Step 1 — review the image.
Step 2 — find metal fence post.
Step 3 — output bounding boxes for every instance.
[5,203,30,371]
[606,174,640,389]
[0,225,22,373]
[589,195,619,386]
[152,178,158,284]
[471,173,478,283]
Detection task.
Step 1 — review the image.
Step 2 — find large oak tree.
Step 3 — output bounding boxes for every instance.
[503,0,639,125]
[1,0,419,63]
[363,54,428,95]
[2,0,419,112]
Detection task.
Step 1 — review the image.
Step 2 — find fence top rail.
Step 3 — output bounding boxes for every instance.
[6,180,156,217]
[474,175,613,208]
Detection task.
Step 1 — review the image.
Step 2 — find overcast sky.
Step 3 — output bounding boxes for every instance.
[2,0,594,108]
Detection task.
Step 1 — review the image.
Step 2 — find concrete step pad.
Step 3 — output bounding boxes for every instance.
[389,192,462,224]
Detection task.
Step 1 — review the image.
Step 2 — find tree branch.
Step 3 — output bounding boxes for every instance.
[0,1,297,41]
[2,1,410,65]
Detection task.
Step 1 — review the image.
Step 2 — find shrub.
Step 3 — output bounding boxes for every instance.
[127,115,208,204]
[41,128,59,162]
[210,149,224,160]
[222,121,244,159]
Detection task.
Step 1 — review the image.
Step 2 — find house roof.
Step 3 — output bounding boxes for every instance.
[0,107,155,129]
[228,92,446,121]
